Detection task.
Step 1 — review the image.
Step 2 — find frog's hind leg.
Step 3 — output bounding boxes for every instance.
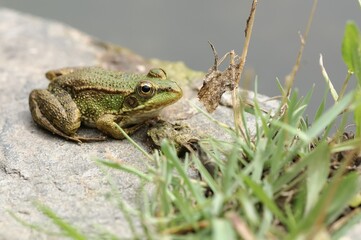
[29,88,82,142]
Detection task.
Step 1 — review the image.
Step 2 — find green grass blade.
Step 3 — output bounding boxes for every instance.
[273,142,328,194]
[172,190,199,224]
[354,92,361,137]
[97,159,152,182]
[250,138,267,182]
[288,173,359,239]
[332,138,361,153]
[222,143,241,194]
[242,175,288,226]
[331,210,361,240]
[212,218,237,240]
[314,84,329,121]
[304,91,354,141]
[325,173,359,223]
[115,124,153,161]
[161,140,205,204]
[8,211,62,236]
[342,21,361,84]
[36,204,87,240]
[192,155,219,193]
[305,142,330,214]
[272,91,355,179]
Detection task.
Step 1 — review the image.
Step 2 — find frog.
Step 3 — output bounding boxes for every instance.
[29,66,183,142]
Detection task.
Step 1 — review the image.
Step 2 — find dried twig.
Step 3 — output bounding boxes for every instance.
[281,0,318,109]
[226,212,256,240]
[232,0,258,130]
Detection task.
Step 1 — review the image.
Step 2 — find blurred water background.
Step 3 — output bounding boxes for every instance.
[1,0,361,118]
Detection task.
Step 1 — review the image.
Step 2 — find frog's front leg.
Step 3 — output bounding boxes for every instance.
[96,114,142,139]
[29,87,82,142]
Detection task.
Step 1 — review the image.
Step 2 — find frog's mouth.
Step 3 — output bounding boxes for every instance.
[143,91,182,110]
[122,89,181,125]
[145,84,183,109]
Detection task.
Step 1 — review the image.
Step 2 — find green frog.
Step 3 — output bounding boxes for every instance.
[29,67,183,142]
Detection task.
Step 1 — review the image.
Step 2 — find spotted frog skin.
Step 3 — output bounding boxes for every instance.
[29,67,182,142]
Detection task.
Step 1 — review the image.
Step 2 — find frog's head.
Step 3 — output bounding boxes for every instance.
[122,68,183,118]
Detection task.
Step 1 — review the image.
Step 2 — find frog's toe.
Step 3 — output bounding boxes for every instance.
[64,135,83,143]
[74,135,107,142]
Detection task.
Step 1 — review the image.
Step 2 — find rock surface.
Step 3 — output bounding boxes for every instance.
[0,8,144,239]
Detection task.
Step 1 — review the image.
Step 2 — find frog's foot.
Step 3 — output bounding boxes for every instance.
[96,114,142,139]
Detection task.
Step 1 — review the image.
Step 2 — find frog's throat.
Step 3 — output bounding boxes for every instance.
[125,109,162,125]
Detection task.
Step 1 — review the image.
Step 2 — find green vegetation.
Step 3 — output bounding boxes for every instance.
[95,89,361,239]
[342,21,361,137]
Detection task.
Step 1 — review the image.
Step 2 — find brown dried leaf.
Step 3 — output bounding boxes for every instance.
[198,43,237,113]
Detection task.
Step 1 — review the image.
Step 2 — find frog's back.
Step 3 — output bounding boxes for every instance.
[52,67,140,93]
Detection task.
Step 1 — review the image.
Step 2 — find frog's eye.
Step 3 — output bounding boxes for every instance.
[137,81,155,98]
[147,68,167,80]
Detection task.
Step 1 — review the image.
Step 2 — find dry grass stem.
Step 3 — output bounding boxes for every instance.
[281,0,318,107]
